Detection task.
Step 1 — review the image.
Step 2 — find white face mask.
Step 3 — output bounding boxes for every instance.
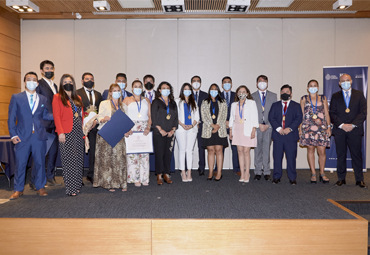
[26,81,37,91]
[112,91,122,99]
[308,87,318,94]
[258,82,267,91]
[192,82,201,90]
[341,81,351,91]
[117,82,126,90]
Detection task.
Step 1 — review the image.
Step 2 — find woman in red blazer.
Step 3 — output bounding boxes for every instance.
[52,74,84,196]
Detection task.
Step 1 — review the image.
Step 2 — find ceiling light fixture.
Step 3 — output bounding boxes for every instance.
[6,0,39,13]
[333,0,352,10]
[93,1,110,11]
[226,0,250,13]
[161,0,185,13]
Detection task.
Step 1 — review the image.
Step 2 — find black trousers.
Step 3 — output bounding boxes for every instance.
[334,131,364,182]
[197,124,206,171]
[153,133,175,175]
[87,126,98,178]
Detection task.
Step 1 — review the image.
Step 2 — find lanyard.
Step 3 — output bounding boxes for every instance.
[211,99,218,116]
[30,94,37,112]
[342,90,351,109]
[282,102,288,116]
[185,100,191,113]
[134,96,142,113]
[259,92,266,108]
[238,100,245,120]
[111,100,119,110]
[309,94,317,114]
[161,96,170,115]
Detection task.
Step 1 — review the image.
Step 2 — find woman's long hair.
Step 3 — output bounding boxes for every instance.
[234,85,253,102]
[205,83,224,103]
[58,74,83,107]
[155,81,174,102]
[179,83,196,111]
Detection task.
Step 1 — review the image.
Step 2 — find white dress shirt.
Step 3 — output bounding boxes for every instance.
[84,86,95,106]
[276,99,291,132]
[43,77,57,94]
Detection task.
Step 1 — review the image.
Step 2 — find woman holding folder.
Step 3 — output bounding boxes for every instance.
[94,84,132,192]
[124,80,152,187]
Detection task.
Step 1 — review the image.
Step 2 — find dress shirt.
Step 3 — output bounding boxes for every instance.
[43,77,57,94]
[84,86,95,106]
[224,91,231,105]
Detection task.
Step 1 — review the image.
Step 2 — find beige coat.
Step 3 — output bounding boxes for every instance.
[201,100,228,139]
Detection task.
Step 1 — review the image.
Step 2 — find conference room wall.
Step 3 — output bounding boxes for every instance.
[21,18,370,170]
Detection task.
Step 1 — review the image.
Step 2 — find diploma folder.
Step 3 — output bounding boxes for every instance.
[98,109,135,148]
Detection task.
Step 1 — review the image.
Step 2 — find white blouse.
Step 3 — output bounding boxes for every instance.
[126,99,149,121]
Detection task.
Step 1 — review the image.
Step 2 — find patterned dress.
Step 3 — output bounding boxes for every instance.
[299,95,330,147]
[93,106,127,190]
[59,99,84,196]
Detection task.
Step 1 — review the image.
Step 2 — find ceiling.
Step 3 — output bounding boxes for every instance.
[1,0,370,19]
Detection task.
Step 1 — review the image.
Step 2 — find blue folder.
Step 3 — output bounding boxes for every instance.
[98,109,135,148]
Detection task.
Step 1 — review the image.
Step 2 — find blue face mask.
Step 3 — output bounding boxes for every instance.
[26,81,37,91]
[161,89,170,97]
[341,81,351,91]
[223,83,231,91]
[117,83,126,90]
[308,87,318,94]
[133,88,142,96]
[210,90,218,98]
[112,91,122,99]
[183,90,192,97]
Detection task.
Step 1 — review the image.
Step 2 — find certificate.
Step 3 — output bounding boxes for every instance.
[126,131,154,154]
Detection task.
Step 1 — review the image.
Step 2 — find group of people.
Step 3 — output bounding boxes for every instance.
[7,59,367,200]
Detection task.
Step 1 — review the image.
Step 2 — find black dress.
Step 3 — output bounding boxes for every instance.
[202,101,228,148]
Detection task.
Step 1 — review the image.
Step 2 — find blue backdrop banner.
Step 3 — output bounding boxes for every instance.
[323,66,368,171]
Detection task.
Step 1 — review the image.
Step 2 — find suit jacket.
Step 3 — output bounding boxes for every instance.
[268,100,303,142]
[175,98,200,133]
[194,90,208,123]
[329,89,367,136]
[36,78,58,131]
[77,88,103,112]
[220,91,236,121]
[252,90,277,127]
[52,94,84,135]
[8,92,54,142]
[201,100,228,139]
[102,89,132,101]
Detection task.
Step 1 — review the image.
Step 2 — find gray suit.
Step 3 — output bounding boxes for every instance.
[252,90,277,175]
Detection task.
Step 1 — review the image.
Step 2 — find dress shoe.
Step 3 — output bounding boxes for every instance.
[289,180,297,185]
[157,175,163,185]
[163,174,173,184]
[10,191,23,200]
[29,182,36,191]
[198,168,205,176]
[334,180,346,187]
[272,179,280,184]
[213,172,217,176]
[236,172,241,177]
[37,188,48,196]
[46,178,62,187]
[264,175,271,181]
[356,181,368,189]
[86,176,94,184]
[214,175,223,181]
[254,175,261,181]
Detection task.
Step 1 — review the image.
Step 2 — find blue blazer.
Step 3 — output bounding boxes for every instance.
[8,92,54,142]
[102,89,132,100]
[220,91,236,121]
[268,100,302,142]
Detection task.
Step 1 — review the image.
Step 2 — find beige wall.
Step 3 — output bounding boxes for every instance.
[21,18,370,169]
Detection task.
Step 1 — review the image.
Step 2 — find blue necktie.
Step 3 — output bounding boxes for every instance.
[30,94,34,109]
[226,92,230,107]
[345,91,349,105]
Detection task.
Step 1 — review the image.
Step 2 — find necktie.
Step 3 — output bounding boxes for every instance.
[195,92,198,103]
[262,92,265,103]
[30,94,34,109]
[148,92,152,103]
[88,90,93,105]
[282,102,287,129]
[345,91,349,105]
[226,92,230,107]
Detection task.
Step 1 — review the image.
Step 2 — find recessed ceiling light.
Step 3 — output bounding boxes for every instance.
[333,0,352,10]
[256,0,294,8]
[6,0,39,13]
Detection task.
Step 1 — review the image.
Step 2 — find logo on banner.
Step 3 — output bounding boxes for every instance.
[356,74,364,78]
[325,74,338,80]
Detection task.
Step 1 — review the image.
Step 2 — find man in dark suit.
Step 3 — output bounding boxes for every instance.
[76,72,102,184]
[329,74,367,188]
[191,75,208,176]
[32,60,60,188]
[8,72,54,199]
[220,76,240,175]
[102,73,132,100]
[268,84,302,185]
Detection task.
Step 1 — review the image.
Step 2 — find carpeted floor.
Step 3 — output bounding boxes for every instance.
[0,169,368,219]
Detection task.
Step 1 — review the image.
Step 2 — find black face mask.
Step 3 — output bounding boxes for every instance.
[63,83,74,92]
[144,82,154,91]
[83,81,94,89]
[44,71,54,79]
[281,93,291,101]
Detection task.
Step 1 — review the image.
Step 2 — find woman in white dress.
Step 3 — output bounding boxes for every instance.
[175,83,200,182]
[123,80,152,187]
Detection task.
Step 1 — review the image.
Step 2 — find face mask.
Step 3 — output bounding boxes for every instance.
[238,93,247,100]
[44,71,54,79]
[161,89,170,97]
[210,90,218,98]
[84,81,94,89]
[133,88,142,96]
[112,91,122,99]
[258,82,267,91]
[145,82,154,91]
[117,83,126,90]
[308,87,318,94]
[223,83,231,91]
[26,81,37,91]
[63,83,73,92]
[341,81,351,91]
[183,90,192,97]
[281,93,291,101]
[192,82,201,90]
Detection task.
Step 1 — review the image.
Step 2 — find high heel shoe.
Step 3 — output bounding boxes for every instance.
[244,175,250,183]
[186,170,192,182]
[181,171,188,182]
[207,176,213,181]
[214,174,223,181]
[320,174,329,184]
[311,174,317,184]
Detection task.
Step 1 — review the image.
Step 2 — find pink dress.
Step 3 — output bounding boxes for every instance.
[231,107,257,147]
